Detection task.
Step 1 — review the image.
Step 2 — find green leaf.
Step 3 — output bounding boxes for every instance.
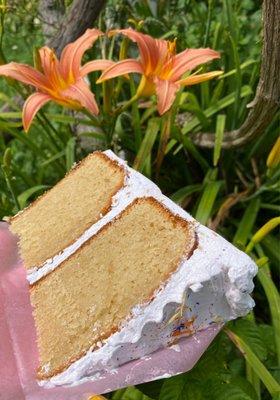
[112,389,127,400]
[262,234,280,268]
[226,329,280,397]
[133,118,160,173]
[227,32,242,129]
[258,324,277,356]
[159,374,202,400]
[229,319,267,361]
[169,86,252,155]
[65,137,76,172]
[182,86,252,135]
[40,151,65,167]
[180,135,210,172]
[113,386,153,400]
[195,178,223,225]
[257,268,280,364]
[206,379,254,400]
[210,79,224,106]
[233,199,260,248]
[171,184,202,205]
[17,185,49,209]
[230,377,259,400]
[213,114,226,166]
[137,380,163,399]
[218,60,257,81]
[45,112,100,127]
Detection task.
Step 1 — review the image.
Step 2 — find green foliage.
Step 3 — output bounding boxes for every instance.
[0,1,279,400]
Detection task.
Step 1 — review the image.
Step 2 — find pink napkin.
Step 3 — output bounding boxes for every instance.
[0,221,221,400]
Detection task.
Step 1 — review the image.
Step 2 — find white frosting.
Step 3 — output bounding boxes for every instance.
[31,150,257,388]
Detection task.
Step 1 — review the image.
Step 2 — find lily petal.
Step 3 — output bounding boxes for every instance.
[0,62,49,91]
[155,78,180,115]
[39,46,63,89]
[176,70,223,86]
[97,59,143,83]
[109,29,162,74]
[80,59,114,77]
[60,28,103,81]
[62,79,99,115]
[172,48,220,81]
[22,92,51,132]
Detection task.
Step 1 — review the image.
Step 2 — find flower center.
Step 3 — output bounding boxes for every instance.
[149,39,177,80]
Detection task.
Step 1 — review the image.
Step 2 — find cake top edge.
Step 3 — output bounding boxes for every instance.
[7,150,126,224]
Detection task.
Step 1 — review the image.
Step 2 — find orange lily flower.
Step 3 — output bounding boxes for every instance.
[98,28,223,115]
[0,29,113,131]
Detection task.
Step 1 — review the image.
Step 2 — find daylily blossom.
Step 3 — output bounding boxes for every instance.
[98,28,223,115]
[0,29,113,131]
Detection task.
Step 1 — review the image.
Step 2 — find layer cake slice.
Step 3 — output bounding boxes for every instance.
[9,150,257,387]
[9,152,125,270]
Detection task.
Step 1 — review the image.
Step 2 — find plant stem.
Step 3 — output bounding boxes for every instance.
[246,363,261,400]
[114,92,140,116]
[2,165,20,211]
[129,78,142,150]
[203,0,213,47]
[102,81,111,115]
[39,110,65,147]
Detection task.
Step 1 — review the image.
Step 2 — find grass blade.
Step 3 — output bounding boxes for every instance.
[233,198,260,248]
[133,117,160,173]
[225,329,280,397]
[181,135,210,172]
[257,264,280,365]
[17,185,49,209]
[246,217,280,253]
[195,178,223,225]
[65,137,76,172]
[171,184,202,206]
[213,114,226,166]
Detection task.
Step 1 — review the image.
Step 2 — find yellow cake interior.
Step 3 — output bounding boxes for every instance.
[31,197,196,380]
[9,152,125,270]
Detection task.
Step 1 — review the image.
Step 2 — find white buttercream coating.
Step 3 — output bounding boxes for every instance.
[33,150,257,388]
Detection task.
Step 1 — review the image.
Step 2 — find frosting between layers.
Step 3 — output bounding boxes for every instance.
[35,150,257,387]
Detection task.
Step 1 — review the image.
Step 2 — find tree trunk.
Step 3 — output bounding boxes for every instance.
[44,0,106,57]
[39,0,66,39]
[191,0,280,149]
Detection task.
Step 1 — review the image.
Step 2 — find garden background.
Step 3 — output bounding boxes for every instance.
[0,1,279,399]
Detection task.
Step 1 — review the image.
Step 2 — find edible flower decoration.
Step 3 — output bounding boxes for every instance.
[97,28,223,114]
[0,29,113,131]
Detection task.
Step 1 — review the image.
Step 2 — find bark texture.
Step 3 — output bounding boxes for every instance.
[191,0,280,149]
[39,0,66,39]
[44,0,106,57]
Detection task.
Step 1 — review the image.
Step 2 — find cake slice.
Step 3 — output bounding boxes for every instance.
[31,197,196,380]
[9,152,125,270]
[9,150,257,388]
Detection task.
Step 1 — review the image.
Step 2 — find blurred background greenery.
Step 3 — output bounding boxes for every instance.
[0,1,279,399]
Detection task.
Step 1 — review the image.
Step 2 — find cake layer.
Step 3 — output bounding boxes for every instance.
[43,221,256,388]
[26,151,163,285]
[31,197,196,380]
[9,152,125,270]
